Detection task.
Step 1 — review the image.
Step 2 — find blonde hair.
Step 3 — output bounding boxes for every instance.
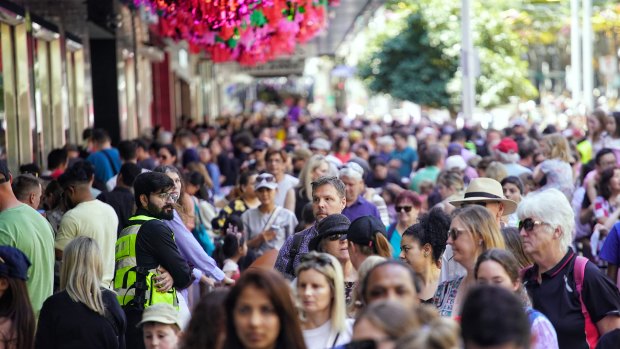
[453,205,505,254]
[436,170,464,192]
[60,236,105,316]
[295,252,347,333]
[484,162,508,183]
[297,155,328,201]
[542,133,573,163]
[590,108,608,141]
[347,256,387,317]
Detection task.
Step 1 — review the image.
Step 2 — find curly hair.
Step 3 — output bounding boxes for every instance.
[403,208,451,264]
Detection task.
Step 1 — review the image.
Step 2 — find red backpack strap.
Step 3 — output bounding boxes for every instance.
[574,255,600,348]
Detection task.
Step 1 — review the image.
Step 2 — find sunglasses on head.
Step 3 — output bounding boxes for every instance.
[395,205,413,213]
[300,253,334,266]
[256,174,276,183]
[518,218,546,232]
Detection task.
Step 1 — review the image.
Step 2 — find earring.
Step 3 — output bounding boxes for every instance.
[424,252,428,257]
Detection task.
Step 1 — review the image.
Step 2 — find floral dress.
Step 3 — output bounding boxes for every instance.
[432,276,464,317]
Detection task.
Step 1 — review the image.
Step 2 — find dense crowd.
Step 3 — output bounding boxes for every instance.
[2,108,620,349]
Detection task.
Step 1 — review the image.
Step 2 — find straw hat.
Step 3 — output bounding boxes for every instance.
[449,177,517,215]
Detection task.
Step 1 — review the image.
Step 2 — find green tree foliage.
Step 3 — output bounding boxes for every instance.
[358,13,458,109]
[359,0,539,110]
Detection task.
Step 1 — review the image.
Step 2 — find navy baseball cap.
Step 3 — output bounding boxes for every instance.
[343,215,387,247]
[253,139,269,151]
[0,246,31,281]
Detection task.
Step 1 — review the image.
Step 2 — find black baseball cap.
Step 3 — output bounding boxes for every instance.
[342,215,387,247]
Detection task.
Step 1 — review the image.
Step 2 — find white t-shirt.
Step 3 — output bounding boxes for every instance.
[55,199,119,288]
[275,174,299,207]
[241,206,298,255]
[223,259,239,275]
[303,319,354,349]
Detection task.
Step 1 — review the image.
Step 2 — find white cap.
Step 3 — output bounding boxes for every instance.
[445,155,467,171]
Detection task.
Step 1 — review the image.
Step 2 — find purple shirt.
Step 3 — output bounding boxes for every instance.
[601,222,620,269]
[342,195,381,223]
[274,224,318,280]
[164,210,224,281]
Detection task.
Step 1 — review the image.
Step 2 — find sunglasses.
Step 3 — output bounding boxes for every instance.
[327,233,346,241]
[158,154,169,160]
[448,228,467,241]
[256,175,276,183]
[395,205,413,213]
[518,218,546,232]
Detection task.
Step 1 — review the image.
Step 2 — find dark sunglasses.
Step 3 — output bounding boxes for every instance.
[158,154,169,160]
[519,218,546,232]
[327,233,346,241]
[256,174,276,183]
[395,205,413,213]
[448,228,466,241]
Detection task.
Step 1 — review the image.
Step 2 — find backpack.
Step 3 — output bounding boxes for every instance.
[285,232,305,279]
[574,255,599,348]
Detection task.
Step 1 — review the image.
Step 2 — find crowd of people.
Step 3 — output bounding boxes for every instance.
[2,108,620,349]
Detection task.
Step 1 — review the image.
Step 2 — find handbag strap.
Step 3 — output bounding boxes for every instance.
[101,149,120,174]
[261,206,282,232]
[193,197,204,225]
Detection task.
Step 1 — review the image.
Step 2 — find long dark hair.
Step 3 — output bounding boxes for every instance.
[223,269,307,349]
[181,289,229,349]
[0,278,35,349]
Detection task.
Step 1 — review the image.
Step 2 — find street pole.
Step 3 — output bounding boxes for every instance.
[582,0,593,110]
[570,0,582,106]
[461,0,475,120]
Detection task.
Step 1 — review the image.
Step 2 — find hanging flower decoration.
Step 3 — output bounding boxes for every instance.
[123,0,340,65]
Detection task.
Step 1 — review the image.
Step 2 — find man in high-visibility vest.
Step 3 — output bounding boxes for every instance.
[117,171,194,349]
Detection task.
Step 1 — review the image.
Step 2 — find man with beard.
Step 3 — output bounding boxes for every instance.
[116,172,194,349]
[56,161,119,288]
